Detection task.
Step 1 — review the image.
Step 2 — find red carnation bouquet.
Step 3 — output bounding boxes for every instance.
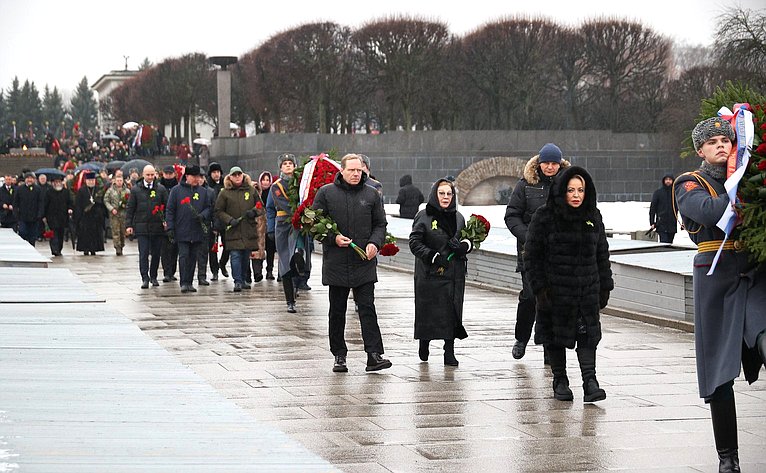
[379,232,400,257]
[42,224,54,240]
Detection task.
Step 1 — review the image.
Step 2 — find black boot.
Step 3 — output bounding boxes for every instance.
[548,345,572,401]
[283,276,295,305]
[577,345,606,402]
[710,394,740,473]
[418,339,429,362]
[444,339,458,366]
[757,329,766,365]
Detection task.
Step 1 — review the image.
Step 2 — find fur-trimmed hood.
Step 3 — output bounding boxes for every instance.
[523,155,571,185]
[223,172,256,191]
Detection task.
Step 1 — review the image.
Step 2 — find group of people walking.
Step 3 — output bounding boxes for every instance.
[3,117,764,472]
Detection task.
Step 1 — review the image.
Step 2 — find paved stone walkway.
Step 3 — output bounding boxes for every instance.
[49,241,766,472]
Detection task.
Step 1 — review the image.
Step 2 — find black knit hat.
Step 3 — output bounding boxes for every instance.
[208,162,222,174]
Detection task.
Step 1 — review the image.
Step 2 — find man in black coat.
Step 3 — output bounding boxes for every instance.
[312,154,391,373]
[43,176,73,256]
[396,174,424,219]
[126,165,168,289]
[13,172,44,246]
[504,143,569,363]
[159,165,180,283]
[649,174,678,243]
[0,172,18,230]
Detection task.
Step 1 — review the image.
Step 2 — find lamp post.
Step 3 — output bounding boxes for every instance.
[208,56,237,138]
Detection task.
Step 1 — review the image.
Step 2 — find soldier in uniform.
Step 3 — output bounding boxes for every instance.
[674,116,766,473]
[265,153,310,313]
[104,173,130,255]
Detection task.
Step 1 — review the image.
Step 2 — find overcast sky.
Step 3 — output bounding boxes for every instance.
[0,0,763,99]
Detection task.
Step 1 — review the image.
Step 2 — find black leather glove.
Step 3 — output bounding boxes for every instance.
[536,287,551,309]
[453,241,470,257]
[267,232,275,242]
[433,253,449,268]
[245,209,257,219]
[599,290,610,309]
[448,237,461,250]
[228,218,240,228]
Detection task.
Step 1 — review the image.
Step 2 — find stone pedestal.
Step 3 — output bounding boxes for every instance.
[216,70,231,137]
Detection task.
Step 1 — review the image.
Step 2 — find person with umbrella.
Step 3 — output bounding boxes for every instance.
[104,173,130,256]
[42,174,73,256]
[73,172,106,255]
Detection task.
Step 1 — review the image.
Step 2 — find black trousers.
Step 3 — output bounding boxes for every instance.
[137,234,163,281]
[658,231,675,244]
[515,270,537,343]
[328,282,384,356]
[161,237,178,278]
[178,241,203,285]
[48,227,65,255]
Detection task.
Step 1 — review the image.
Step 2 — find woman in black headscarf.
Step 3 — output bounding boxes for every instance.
[525,166,613,402]
[409,178,472,366]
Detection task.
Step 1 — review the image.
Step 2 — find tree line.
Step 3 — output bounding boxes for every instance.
[4,8,764,144]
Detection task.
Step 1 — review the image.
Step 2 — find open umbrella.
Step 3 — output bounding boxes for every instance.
[101,133,120,141]
[122,121,139,130]
[193,138,211,146]
[75,162,105,173]
[105,160,126,173]
[120,158,152,176]
[35,168,66,179]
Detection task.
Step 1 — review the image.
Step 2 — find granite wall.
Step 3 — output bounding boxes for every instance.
[209,130,696,203]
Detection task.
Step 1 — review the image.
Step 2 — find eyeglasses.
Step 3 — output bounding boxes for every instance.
[438,191,453,197]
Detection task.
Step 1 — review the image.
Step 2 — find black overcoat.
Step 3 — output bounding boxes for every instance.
[44,188,72,229]
[525,166,613,349]
[312,173,387,288]
[125,180,168,236]
[409,179,468,340]
[74,185,105,252]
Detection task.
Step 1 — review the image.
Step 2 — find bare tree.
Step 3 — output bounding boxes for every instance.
[715,7,766,90]
[581,19,672,131]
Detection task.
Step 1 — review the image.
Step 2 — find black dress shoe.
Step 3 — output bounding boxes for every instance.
[366,352,392,372]
[141,280,149,289]
[287,302,297,313]
[188,285,197,292]
[162,276,172,283]
[254,274,263,282]
[332,355,348,373]
[233,282,242,292]
[419,340,429,362]
[198,279,210,286]
[220,267,229,277]
[150,278,159,287]
[266,272,275,280]
[512,340,527,360]
[297,282,311,291]
[181,285,190,294]
[210,274,218,281]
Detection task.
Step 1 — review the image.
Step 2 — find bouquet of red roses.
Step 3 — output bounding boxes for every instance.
[461,214,491,250]
[379,232,400,257]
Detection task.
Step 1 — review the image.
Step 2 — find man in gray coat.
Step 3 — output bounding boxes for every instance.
[312,154,391,373]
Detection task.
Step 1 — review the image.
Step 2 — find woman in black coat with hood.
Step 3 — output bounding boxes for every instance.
[524,166,613,402]
[409,178,472,366]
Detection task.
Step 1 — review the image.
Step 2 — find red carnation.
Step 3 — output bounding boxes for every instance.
[180,197,191,205]
[255,201,263,209]
[43,229,54,239]
[761,123,766,130]
[756,143,766,155]
[160,204,165,211]
[758,161,766,171]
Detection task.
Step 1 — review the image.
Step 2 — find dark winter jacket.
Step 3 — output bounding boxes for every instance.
[0,184,17,226]
[13,183,44,223]
[525,166,613,349]
[649,174,677,233]
[125,180,169,236]
[312,172,387,287]
[409,179,469,340]
[214,173,265,252]
[166,181,213,243]
[396,174,424,219]
[43,186,73,229]
[504,155,570,271]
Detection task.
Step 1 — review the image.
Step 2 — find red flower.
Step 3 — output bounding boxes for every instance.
[380,242,400,256]
[760,123,766,130]
[255,201,263,209]
[756,143,766,155]
[292,201,309,229]
[43,230,54,239]
[758,161,766,171]
[151,205,159,215]
[160,204,165,211]
[180,197,191,205]
[472,214,491,233]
